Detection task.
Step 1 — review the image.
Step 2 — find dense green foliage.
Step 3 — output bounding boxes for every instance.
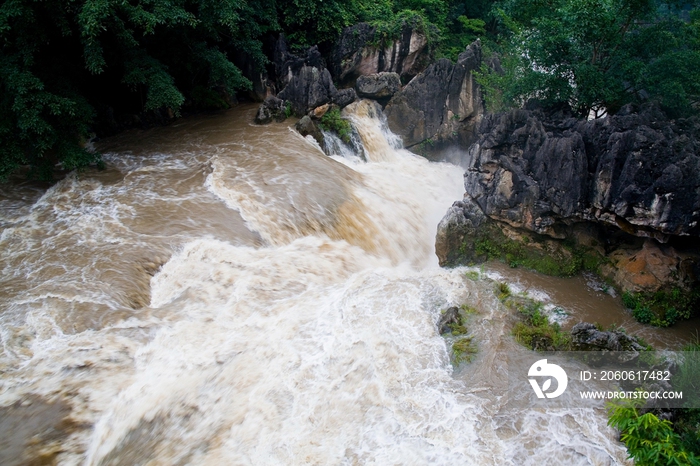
[0,0,498,180]
[4,0,698,178]
[623,287,700,326]
[1,0,278,179]
[478,0,700,117]
[608,399,700,465]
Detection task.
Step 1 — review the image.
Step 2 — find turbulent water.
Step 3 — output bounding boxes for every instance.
[0,100,636,464]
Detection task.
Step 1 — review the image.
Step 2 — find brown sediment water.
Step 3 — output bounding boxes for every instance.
[485,262,700,350]
[0,101,644,464]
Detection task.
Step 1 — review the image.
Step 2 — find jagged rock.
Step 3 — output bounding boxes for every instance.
[436,102,700,292]
[355,72,401,101]
[310,103,330,119]
[254,96,287,124]
[295,115,324,147]
[437,306,462,335]
[255,106,272,125]
[435,196,489,266]
[278,64,338,117]
[332,88,357,109]
[571,323,646,352]
[459,102,700,240]
[384,40,484,152]
[331,22,431,87]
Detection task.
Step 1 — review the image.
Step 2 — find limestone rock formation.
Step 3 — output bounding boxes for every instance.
[355,72,401,101]
[254,96,288,124]
[331,22,431,87]
[384,40,484,152]
[460,103,700,239]
[258,41,357,122]
[278,64,338,117]
[436,102,700,294]
[571,323,647,352]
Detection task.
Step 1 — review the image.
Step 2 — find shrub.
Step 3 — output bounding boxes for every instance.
[608,399,699,466]
[319,108,352,143]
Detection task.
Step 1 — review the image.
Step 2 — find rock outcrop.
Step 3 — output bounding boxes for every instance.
[437,306,462,335]
[278,62,338,117]
[257,41,358,123]
[331,22,431,87]
[254,96,288,124]
[460,103,700,239]
[295,115,324,147]
[384,40,484,153]
[571,323,647,352]
[436,102,700,294]
[355,72,401,101]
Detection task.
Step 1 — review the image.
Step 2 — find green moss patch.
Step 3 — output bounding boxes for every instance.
[471,227,605,277]
[623,287,700,327]
[500,292,571,351]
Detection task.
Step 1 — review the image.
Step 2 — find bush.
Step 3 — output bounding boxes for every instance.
[319,108,352,143]
[623,288,700,327]
[607,399,699,465]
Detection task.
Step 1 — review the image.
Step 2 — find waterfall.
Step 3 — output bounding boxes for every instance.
[0,103,631,465]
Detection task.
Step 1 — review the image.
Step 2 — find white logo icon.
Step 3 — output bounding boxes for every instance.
[528,359,568,399]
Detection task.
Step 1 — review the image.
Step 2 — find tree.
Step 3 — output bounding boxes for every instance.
[478,0,700,117]
[0,0,277,180]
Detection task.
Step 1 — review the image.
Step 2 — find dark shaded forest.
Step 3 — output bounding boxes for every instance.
[1,0,698,180]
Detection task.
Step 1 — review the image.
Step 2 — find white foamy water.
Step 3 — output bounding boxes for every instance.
[0,102,631,465]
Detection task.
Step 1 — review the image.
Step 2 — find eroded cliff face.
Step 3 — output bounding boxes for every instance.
[437,103,700,295]
[461,103,700,239]
[330,23,432,88]
[384,41,484,154]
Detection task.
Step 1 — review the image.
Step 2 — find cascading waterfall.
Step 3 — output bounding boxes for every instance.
[0,103,631,465]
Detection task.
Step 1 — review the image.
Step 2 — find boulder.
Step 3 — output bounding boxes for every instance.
[332,88,357,109]
[435,196,489,266]
[437,306,462,335]
[310,103,331,119]
[254,96,287,124]
[571,323,647,352]
[601,240,686,293]
[331,22,431,87]
[295,115,324,147]
[384,40,484,152]
[278,64,338,117]
[355,72,400,101]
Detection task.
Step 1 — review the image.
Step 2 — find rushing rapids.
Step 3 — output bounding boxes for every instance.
[0,101,637,464]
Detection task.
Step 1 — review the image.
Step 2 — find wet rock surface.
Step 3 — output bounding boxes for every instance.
[355,72,401,101]
[384,40,484,151]
[330,22,431,87]
[571,323,647,352]
[437,306,462,335]
[461,103,700,239]
[437,102,700,294]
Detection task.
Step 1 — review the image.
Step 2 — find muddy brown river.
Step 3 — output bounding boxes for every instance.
[1,100,697,465]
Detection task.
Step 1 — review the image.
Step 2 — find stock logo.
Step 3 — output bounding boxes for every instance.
[528,359,568,399]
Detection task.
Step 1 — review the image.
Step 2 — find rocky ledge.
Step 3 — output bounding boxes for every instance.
[436,103,700,323]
